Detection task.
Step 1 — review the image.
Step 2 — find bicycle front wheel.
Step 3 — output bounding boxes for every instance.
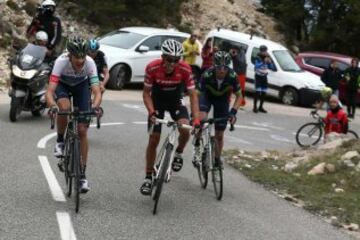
[347,130,359,139]
[210,137,223,200]
[152,143,173,215]
[197,150,208,189]
[295,122,322,147]
[73,138,81,213]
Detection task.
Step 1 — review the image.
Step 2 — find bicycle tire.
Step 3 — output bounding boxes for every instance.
[295,122,322,147]
[73,137,81,213]
[66,140,73,198]
[348,130,359,139]
[210,137,223,200]
[152,143,173,215]
[197,150,208,189]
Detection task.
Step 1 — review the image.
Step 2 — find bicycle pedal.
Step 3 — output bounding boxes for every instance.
[57,162,65,172]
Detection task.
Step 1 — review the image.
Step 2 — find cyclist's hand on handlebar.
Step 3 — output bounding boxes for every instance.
[48,105,58,118]
[228,108,237,125]
[148,111,157,124]
[192,118,201,135]
[92,107,103,118]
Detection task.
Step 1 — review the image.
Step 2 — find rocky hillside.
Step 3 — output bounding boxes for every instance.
[181,0,283,42]
[0,0,284,92]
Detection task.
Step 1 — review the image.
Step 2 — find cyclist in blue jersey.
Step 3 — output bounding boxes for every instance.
[197,51,243,167]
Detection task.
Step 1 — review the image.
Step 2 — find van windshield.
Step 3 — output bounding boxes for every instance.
[273,50,302,72]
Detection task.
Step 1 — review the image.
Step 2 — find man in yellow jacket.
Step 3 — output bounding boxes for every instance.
[182,32,200,65]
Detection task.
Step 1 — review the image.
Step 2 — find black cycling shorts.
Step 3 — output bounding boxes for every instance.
[55,81,91,124]
[148,104,190,133]
[199,94,229,131]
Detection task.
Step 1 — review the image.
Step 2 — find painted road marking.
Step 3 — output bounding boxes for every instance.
[56,212,77,240]
[38,156,66,202]
[37,132,57,149]
[90,122,125,127]
[252,121,285,130]
[234,124,270,131]
[270,134,292,143]
[225,135,252,145]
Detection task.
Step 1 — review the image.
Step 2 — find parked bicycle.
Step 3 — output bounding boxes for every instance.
[149,118,192,215]
[50,107,101,213]
[192,118,234,200]
[295,111,358,148]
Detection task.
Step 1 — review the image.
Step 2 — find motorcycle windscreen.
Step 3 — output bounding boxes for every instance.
[18,43,47,70]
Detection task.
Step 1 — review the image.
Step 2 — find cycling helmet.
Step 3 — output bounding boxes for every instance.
[259,45,268,52]
[41,0,56,15]
[320,86,333,99]
[35,31,48,42]
[214,51,232,67]
[161,39,183,57]
[88,39,100,52]
[67,36,88,58]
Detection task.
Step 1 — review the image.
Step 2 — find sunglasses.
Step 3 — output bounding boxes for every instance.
[165,57,180,64]
[215,65,228,71]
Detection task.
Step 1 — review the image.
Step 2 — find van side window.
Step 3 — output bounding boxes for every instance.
[213,37,248,53]
[336,62,349,72]
[140,36,162,51]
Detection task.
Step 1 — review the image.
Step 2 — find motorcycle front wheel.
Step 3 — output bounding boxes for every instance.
[9,97,23,122]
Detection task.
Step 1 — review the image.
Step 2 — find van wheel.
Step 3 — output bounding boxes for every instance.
[107,64,130,90]
[281,88,299,105]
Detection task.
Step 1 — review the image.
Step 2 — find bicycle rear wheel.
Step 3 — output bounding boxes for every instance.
[347,130,359,139]
[152,143,173,215]
[73,138,81,213]
[295,122,322,147]
[210,137,223,200]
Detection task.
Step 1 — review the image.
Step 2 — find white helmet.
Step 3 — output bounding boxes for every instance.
[161,39,183,57]
[41,0,56,7]
[36,31,48,42]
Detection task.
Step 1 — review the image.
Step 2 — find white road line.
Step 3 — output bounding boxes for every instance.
[252,121,284,130]
[89,122,124,127]
[234,124,270,131]
[270,134,293,143]
[37,122,126,149]
[56,212,77,240]
[122,103,142,109]
[225,135,252,145]
[133,121,147,124]
[38,156,66,202]
[37,132,57,149]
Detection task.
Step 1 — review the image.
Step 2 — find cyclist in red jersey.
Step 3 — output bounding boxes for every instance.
[140,39,200,195]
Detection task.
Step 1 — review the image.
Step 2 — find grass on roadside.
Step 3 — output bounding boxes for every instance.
[225,141,360,225]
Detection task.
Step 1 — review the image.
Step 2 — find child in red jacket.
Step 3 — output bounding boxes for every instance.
[324,95,348,138]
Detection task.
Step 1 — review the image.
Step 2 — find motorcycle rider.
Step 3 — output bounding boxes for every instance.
[26,0,62,56]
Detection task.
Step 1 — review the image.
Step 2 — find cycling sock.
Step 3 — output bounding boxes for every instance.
[57,134,64,143]
[145,173,152,180]
[81,165,86,177]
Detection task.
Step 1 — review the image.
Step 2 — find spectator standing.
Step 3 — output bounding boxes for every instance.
[230,45,247,106]
[344,58,360,118]
[320,60,342,96]
[201,38,217,74]
[183,32,200,80]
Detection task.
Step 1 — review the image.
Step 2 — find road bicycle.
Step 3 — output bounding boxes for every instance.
[192,118,234,200]
[50,107,101,213]
[295,111,358,148]
[150,118,192,215]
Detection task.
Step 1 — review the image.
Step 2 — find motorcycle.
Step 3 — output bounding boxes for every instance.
[8,43,51,122]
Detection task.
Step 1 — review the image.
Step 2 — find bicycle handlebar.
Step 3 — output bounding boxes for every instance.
[49,108,103,129]
[155,118,192,130]
[200,117,235,132]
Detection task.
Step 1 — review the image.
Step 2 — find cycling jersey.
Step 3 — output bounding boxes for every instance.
[144,58,195,106]
[198,67,241,131]
[93,51,107,81]
[198,67,241,100]
[50,53,99,87]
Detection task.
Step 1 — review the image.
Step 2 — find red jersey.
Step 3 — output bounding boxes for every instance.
[324,108,348,134]
[144,59,195,105]
[201,47,214,69]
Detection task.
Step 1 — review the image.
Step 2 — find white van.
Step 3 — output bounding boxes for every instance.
[196,29,325,106]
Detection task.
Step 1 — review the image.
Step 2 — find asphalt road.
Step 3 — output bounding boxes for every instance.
[0,91,358,240]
